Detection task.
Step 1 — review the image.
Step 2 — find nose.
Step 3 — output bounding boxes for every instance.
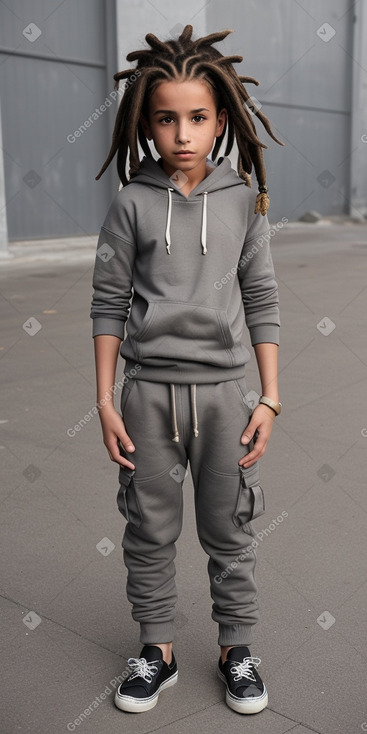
[176,120,190,144]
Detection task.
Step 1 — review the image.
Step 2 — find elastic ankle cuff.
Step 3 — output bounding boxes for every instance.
[218,623,254,647]
[140,621,174,645]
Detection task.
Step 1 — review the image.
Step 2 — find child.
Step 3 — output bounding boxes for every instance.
[90,24,283,715]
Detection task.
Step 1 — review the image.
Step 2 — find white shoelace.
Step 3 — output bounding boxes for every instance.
[230,656,261,682]
[127,657,159,683]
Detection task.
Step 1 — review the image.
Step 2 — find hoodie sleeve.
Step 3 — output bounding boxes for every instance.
[90,192,136,339]
[238,206,280,346]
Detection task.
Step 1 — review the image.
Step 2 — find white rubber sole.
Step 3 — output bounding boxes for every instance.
[114,671,178,713]
[217,668,268,714]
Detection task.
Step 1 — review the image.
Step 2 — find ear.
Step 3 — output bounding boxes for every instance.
[140,113,152,140]
[216,108,227,138]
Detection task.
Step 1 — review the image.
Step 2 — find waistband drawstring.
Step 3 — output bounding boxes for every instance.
[170,384,199,442]
[165,188,208,255]
[170,383,180,442]
[190,384,199,437]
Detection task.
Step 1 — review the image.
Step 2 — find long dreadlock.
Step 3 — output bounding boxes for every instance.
[95,25,284,215]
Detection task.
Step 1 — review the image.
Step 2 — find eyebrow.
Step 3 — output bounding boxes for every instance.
[152,108,210,115]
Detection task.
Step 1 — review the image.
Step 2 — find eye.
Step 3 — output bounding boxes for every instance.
[192,115,206,123]
[159,116,174,124]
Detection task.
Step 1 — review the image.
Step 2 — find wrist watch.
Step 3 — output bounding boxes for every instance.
[258,396,282,416]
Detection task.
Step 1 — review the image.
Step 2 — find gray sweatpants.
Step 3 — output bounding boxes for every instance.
[117,376,265,647]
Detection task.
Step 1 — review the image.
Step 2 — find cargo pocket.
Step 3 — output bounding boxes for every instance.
[117,466,143,528]
[232,463,265,528]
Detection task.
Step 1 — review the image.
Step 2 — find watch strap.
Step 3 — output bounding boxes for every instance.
[258,396,282,415]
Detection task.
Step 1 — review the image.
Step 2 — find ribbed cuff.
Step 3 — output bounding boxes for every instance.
[218,623,254,647]
[140,621,175,645]
[249,323,280,346]
[92,316,125,340]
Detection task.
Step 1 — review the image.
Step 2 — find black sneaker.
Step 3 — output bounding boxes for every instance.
[217,646,268,714]
[114,645,178,713]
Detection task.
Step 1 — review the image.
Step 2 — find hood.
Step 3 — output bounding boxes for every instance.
[129,155,245,195]
[127,156,246,255]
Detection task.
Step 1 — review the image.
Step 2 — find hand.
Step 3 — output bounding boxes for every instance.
[239,404,275,469]
[98,406,135,469]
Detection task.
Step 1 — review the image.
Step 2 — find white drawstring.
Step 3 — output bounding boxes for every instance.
[170,384,180,442]
[165,188,208,254]
[170,384,199,442]
[201,192,208,255]
[190,384,199,437]
[165,188,174,254]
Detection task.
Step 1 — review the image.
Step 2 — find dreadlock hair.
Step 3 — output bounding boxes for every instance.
[95,24,284,215]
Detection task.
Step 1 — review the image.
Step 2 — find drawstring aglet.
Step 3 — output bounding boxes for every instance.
[172,432,180,443]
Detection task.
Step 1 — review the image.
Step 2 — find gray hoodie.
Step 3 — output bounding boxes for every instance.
[90,155,280,384]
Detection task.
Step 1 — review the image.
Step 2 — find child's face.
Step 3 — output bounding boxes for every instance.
[140,79,227,179]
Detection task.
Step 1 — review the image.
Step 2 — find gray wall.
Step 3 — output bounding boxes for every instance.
[207,0,355,221]
[0,0,117,240]
[0,0,366,240]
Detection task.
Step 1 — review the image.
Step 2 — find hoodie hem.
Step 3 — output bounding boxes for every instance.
[123,359,247,384]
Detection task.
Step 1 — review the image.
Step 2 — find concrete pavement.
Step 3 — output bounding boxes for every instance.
[1,219,367,734]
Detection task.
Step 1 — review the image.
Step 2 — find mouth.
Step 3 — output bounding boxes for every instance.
[174,151,195,155]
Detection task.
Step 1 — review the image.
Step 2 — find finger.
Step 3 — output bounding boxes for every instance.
[241,427,261,446]
[108,448,136,470]
[239,438,267,467]
[119,430,135,452]
[105,438,136,469]
[118,456,136,470]
[241,422,256,445]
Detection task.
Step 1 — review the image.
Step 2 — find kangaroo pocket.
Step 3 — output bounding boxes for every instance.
[129,301,237,367]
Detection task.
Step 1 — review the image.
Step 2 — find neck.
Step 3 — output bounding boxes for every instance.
[160,157,215,195]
